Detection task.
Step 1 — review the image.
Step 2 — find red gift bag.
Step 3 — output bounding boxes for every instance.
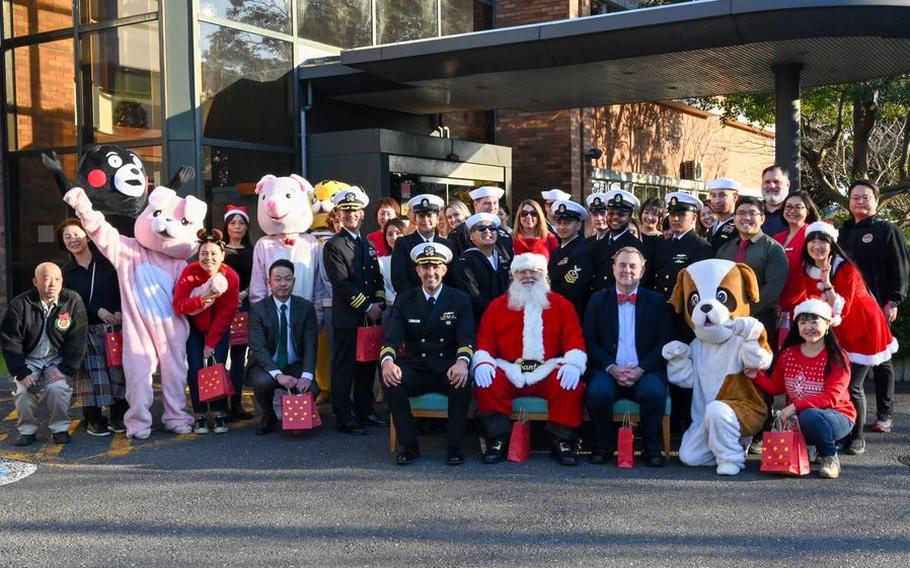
[281,391,316,430]
[104,328,123,367]
[355,321,383,362]
[760,414,810,476]
[507,409,531,463]
[198,358,235,403]
[617,412,636,469]
[229,312,248,346]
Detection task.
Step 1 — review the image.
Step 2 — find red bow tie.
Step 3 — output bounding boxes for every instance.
[284,237,297,246]
[617,293,637,305]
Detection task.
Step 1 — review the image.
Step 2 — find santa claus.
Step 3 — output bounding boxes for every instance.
[472,253,587,465]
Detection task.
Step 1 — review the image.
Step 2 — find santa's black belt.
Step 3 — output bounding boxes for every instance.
[515,359,542,373]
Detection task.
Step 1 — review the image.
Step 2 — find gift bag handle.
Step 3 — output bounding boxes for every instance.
[203,356,217,368]
[622,412,637,429]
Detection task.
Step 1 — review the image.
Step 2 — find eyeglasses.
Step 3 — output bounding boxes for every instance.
[783,204,806,211]
[473,224,497,233]
[850,194,874,202]
[735,210,763,218]
[519,210,538,218]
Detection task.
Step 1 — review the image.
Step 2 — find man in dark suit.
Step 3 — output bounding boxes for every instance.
[322,187,387,434]
[451,212,511,321]
[390,193,452,295]
[583,247,673,467]
[381,242,475,466]
[247,259,319,435]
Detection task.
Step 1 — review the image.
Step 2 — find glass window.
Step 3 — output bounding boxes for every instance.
[5,39,77,150]
[81,21,162,144]
[3,0,74,39]
[198,0,291,34]
[199,22,293,146]
[441,0,473,37]
[80,0,158,23]
[297,0,372,49]
[377,0,438,44]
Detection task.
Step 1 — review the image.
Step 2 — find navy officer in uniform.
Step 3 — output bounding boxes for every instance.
[585,192,611,244]
[380,242,475,466]
[390,193,451,295]
[548,199,593,318]
[451,212,511,322]
[322,187,388,435]
[449,186,513,261]
[707,177,740,252]
[591,189,647,293]
[541,188,571,234]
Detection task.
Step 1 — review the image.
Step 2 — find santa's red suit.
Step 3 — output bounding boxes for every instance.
[472,292,587,428]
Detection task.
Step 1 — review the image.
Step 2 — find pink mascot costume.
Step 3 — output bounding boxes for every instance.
[248,174,325,319]
[64,185,207,439]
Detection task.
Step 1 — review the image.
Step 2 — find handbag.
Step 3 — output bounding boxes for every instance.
[229,312,248,346]
[617,412,636,469]
[281,390,316,431]
[507,408,531,463]
[198,357,235,403]
[760,413,810,476]
[355,317,383,362]
[104,327,123,368]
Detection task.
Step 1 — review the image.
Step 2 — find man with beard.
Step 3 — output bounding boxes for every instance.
[548,200,593,318]
[707,177,740,252]
[760,165,790,236]
[451,212,511,322]
[591,189,646,292]
[448,186,512,261]
[472,253,587,466]
[390,193,451,295]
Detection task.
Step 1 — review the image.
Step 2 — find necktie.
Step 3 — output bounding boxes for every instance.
[427,296,436,309]
[277,304,288,369]
[735,239,749,262]
[617,293,637,305]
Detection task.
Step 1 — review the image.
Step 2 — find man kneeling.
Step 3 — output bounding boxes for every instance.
[472,253,587,465]
[381,243,475,465]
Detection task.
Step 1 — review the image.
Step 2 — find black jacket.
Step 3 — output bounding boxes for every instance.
[591,230,648,292]
[1,288,88,379]
[642,229,712,297]
[709,216,737,253]
[322,230,385,328]
[549,235,593,318]
[451,248,511,321]
[839,215,910,306]
[62,249,121,326]
[247,295,318,376]
[390,232,453,295]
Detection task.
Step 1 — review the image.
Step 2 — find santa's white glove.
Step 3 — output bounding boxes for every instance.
[557,364,581,390]
[730,316,764,341]
[473,364,494,388]
[662,340,690,361]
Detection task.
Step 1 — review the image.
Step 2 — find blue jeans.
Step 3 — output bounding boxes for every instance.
[228,298,250,413]
[798,408,853,457]
[186,325,230,414]
[586,370,667,454]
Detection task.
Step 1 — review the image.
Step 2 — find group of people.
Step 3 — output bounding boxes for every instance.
[2,162,905,479]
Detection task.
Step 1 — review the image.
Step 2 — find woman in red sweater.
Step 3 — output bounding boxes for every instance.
[752,299,856,479]
[512,199,558,259]
[173,229,240,434]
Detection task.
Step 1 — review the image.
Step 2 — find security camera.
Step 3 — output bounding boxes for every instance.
[585,148,604,161]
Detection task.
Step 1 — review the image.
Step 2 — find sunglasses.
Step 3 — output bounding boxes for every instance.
[519,210,538,218]
[472,224,497,233]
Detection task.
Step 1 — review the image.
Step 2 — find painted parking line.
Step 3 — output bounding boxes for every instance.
[107,434,134,458]
[30,419,81,461]
[4,409,17,422]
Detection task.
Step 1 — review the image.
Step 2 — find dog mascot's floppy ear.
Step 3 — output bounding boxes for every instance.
[668,273,690,316]
[735,262,760,305]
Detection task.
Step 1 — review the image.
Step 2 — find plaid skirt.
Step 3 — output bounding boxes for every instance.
[75,324,126,407]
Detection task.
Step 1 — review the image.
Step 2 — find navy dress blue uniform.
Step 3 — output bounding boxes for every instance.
[642,229,712,300]
[583,286,673,456]
[451,248,510,322]
[549,234,593,318]
[591,230,647,292]
[390,232,453,294]
[709,217,738,253]
[380,284,475,452]
[449,217,513,263]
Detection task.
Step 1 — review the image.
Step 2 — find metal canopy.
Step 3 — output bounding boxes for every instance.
[300,0,910,114]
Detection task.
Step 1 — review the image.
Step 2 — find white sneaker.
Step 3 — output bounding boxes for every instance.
[716,463,741,476]
[130,429,151,440]
[818,454,841,479]
[212,416,228,434]
[191,416,209,434]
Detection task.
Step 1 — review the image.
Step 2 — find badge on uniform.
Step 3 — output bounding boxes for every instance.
[55,312,71,331]
[565,266,580,284]
[862,233,873,243]
[673,253,687,265]
[441,311,456,325]
[557,257,569,266]
[408,319,421,324]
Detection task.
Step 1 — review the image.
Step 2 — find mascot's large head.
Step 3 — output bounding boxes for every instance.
[134,186,207,260]
[669,259,760,344]
[311,179,349,231]
[255,174,315,236]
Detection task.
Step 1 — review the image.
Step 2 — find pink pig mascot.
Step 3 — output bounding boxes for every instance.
[249,174,325,319]
[64,185,207,439]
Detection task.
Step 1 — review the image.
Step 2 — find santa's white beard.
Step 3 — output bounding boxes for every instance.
[507,278,550,311]
[507,278,550,361]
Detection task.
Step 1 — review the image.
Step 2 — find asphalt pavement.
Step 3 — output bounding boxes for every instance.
[0,386,908,567]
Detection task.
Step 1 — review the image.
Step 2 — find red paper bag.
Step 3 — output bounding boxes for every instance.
[229,312,248,346]
[281,391,316,430]
[104,328,123,367]
[198,360,235,402]
[760,415,810,476]
[507,409,531,463]
[617,412,635,469]
[356,323,383,362]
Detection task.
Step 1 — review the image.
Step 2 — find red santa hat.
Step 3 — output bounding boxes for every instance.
[510,252,548,276]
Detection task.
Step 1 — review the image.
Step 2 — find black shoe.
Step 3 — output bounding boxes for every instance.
[844,438,866,456]
[255,420,276,436]
[212,416,228,434]
[86,421,111,437]
[336,421,367,436]
[643,452,666,467]
[396,445,420,465]
[590,447,613,465]
[14,434,37,447]
[52,431,72,445]
[228,409,255,423]
[108,418,127,433]
[358,413,389,428]
[551,441,578,466]
[446,447,465,466]
[482,439,507,464]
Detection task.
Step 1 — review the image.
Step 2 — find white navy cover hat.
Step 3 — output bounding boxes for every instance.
[468,186,505,201]
[541,188,572,202]
[602,189,640,211]
[332,186,369,210]
[552,199,587,221]
[410,242,453,265]
[407,194,444,214]
[707,177,742,191]
[665,191,702,212]
[465,212,501,231]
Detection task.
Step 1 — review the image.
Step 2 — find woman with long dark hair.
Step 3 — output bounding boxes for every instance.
[221,205,255,421]
[752,299,855,478]
[800,221,897,456]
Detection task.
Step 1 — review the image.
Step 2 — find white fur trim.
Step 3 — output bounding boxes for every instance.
[793,298,833,322]
[510,253,548,275]
[521,303,545,361]
[805,221,839,240]
[561,349,587,373]
[471,350,495,372]
[846,338,898,366]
